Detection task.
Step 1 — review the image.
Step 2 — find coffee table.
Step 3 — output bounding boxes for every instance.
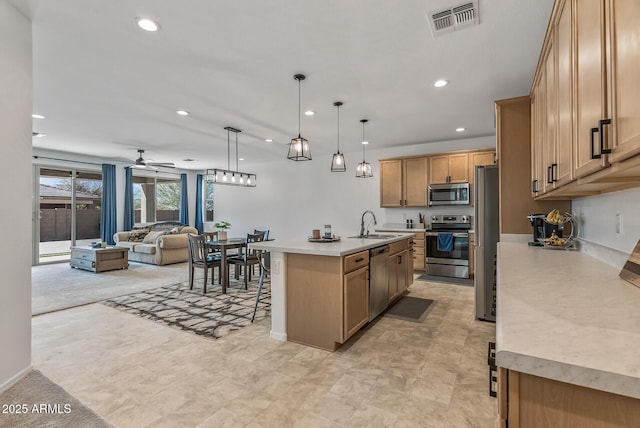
[70,246,129,273]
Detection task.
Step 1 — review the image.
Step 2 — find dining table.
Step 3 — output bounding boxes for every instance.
[204,237,247,294]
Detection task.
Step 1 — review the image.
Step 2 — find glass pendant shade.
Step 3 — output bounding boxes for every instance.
[287,135,311,161]
[355,119,373,178]
[288,74,311,161]
[330,101,346,172]
[331,151,346,172]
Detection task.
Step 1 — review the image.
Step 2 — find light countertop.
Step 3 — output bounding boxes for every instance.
[376,227,428,233]
[496,242,640,399]
[250,233,414,256]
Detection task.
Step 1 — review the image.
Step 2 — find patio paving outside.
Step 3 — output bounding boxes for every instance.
[39,238,99,263]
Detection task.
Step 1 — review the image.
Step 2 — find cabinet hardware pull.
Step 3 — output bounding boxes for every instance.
[590,127,601,159]
[355,257,364,262]
[532,179,538,193]
[599,118,612,155]
[547,165,553,184]
[398,256,402,264]
[551,163,558,182]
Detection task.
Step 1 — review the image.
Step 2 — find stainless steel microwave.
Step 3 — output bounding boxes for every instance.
[428,183,470,206]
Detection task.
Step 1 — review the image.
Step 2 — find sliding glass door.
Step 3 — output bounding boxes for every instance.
[36,167,102,264]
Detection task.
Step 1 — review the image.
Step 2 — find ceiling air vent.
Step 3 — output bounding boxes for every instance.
[428,1,479,37]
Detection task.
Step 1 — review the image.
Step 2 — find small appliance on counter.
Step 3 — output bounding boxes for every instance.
[527,213,563,246]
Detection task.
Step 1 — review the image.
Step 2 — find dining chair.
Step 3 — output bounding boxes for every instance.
[187,234,221,294]
[226,232,265,290]
[251,248,270,323]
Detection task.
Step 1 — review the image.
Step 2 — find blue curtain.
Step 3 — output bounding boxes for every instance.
[179,173,189,225]
[195,174,204,234]
[100,164,117,245]
[123,167,134,231]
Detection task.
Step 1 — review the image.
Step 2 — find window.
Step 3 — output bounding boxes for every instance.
[205,180,214,221]
[132,174,181,223]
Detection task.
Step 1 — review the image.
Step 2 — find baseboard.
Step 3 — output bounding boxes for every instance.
[0,365,32,395]
[270,331,287,342]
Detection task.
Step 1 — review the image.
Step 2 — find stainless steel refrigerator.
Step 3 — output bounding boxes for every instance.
[474,164,499,321]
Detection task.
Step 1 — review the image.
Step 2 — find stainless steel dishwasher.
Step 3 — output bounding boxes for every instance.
[368,245,390,321]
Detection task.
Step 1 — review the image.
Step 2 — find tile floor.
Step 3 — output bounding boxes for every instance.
[32,279,496,428]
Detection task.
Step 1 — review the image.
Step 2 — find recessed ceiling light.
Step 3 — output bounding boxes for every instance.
[176,110,189,116]
[434,79,449,88]
[32,132,46,137]
[32,114,46,119]
[304,110,315,116]
[137,18,159,32]
[456,127,466,132]
[239,158,245,161]
[265,138,273,143]
[362,141,369,145]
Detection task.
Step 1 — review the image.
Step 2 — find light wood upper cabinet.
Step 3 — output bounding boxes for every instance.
[530,0,640,199]
[379,157,428,207]
[429,153,469,184]
[469,151,495,183]
[608,0,640,163]
[574,0,608,178]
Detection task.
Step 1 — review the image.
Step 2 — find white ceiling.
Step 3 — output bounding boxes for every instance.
[17,0,553,170]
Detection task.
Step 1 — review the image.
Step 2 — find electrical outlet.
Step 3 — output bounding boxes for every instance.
[615,213,622,235]
[272,260,280,274]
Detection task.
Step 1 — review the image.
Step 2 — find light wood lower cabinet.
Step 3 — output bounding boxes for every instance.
[498,368,640,428]
[413,232,425,271]
[343,266,369,339]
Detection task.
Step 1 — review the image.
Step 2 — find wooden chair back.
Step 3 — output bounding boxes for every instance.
[188,234,208,264]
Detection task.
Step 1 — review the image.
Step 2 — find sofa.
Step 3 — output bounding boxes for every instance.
[113,221,198,266]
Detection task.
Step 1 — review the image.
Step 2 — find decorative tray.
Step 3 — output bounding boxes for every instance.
[308,236,341,243]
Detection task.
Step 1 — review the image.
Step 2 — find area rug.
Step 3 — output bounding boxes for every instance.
[32,261,190,316]
[384,296,435,323]
[101,276,270,340]
[417,274,473,286]
[0,370,111,428]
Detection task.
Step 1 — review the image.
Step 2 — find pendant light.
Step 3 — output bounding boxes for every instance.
[287,74,312,161]
[331,101,346,172]
[355,119,373,178]
[206,127,257,187]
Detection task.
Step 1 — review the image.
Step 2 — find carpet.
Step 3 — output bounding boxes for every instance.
[417,274,474,286]
[384,296,435,323]
[0,370,111,428]
[101,276,270,340]
[32,261,190,315]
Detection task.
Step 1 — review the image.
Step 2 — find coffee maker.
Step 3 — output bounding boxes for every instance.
[527,214,563,246]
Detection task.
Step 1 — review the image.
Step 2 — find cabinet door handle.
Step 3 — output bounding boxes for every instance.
[532,179,538,193]
[547,166,553,184]
[551,163,558,182]
[590,127,601,159]
[599,118,612,155]
[355,257,365,263]
[398,255,402,264]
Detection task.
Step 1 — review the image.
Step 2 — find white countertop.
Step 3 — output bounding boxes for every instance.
[375,227,427,233]
[496,242,640,399]
[251,233,414,256]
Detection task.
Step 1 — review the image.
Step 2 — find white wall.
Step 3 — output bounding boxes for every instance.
[572,187,640,268]
[213,136,494,239]
[0,1,32,391]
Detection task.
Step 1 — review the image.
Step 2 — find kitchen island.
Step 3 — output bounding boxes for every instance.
[496,242,640,427]
[252,233,414,351]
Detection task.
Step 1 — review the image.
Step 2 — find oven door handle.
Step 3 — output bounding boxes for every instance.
[426,232,469,238]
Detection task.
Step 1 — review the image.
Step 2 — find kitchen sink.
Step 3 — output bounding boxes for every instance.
[348,234,401,239]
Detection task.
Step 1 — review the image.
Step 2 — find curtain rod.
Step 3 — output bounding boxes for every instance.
[32,155,184,176]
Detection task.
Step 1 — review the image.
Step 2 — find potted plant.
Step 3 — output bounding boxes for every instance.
[214,221,231,241]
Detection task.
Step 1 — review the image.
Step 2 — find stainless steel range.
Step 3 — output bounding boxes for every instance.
[425,215,471,279]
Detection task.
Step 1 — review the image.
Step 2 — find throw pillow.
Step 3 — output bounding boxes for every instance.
[143,230,166,244]
[127,228,150,242]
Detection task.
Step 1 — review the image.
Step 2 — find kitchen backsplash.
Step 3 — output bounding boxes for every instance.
[383,205,474,229]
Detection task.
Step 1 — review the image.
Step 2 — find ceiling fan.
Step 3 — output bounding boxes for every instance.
[132,149,175,170]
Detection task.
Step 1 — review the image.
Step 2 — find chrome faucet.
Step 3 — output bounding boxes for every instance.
[359,210,378,237]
